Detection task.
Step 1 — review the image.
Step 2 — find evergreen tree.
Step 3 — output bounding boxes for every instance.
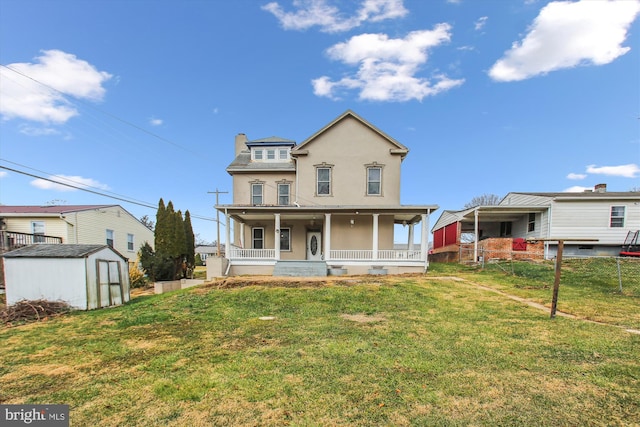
[173,209,187,277]
[154,198,168,252]
[184,210,195,268]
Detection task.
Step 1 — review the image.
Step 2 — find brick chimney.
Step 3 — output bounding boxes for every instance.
[594,183,607,193]
[235,133,248,156]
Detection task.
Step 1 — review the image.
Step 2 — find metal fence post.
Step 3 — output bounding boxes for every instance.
[616,257,623,293]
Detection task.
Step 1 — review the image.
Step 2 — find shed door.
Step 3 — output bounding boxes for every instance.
[97,260,123,308]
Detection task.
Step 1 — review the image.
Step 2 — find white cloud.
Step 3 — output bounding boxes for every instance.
[31,174,110,192]
[489,0,640,82]
[262,0,407,33]
[312,25,464,101]
[149,117,163,126]
[474,16,488,31]
[0,171,7,178]
[18,125,62,137]
[567,172,587,180]
[0,50,112,123]
[586,164,640,178]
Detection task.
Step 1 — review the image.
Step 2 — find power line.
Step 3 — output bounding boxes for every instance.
[0,64,202,157]
[0,164,218,223]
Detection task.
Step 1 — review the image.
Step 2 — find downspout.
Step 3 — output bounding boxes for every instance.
[545,205,552,259]
[294,156,300,205]
[423,209,431,272]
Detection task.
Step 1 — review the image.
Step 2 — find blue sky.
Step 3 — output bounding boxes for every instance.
[1,0,639,244]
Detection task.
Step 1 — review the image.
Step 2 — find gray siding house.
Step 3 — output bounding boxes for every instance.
[432,184,640,259]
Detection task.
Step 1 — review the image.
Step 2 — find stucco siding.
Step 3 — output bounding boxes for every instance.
[295,116,402,206]
[233,172,296,205]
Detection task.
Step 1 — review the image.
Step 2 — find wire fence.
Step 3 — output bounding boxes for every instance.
[460,248,640,297]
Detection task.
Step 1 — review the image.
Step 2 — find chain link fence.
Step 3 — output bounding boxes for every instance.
[460,247,640,297]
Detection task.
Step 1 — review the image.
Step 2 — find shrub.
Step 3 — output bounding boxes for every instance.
[129,264,148,288]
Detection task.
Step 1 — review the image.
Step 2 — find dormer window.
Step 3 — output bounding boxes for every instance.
[266,149,276,160]
[251,146,290,162]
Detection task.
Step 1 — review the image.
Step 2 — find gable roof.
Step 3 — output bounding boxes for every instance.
[1,244,122,259]
[503,191,640,201]
[0,205,115,215]
[291,110,409,157]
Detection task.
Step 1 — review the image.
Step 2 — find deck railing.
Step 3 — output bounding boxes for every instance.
[1,231,63,251]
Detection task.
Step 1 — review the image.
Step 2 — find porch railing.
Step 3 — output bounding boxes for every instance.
[228,247,275,259]
[227,245,423,262]
[1,230,63,251]
[329,250,422,261]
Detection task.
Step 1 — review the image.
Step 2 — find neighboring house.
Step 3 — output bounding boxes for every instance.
[431,184,640,261]
[216,110,438,276]
[0,205,154,263]
[2,244,130,310]
[195,244,225,264]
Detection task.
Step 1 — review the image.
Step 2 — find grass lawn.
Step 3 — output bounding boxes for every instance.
[1,268,639,426]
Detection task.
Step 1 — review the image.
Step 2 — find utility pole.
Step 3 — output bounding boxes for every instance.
[208,188,229,257]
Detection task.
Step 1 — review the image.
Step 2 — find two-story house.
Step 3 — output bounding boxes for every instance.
[216,110,438,276]
[0,205,154,264]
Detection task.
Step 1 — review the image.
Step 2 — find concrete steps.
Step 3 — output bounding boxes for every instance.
[273,260,328,277]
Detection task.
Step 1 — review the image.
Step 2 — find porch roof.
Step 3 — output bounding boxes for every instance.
[216,204,438,224]
[432,205,549,231]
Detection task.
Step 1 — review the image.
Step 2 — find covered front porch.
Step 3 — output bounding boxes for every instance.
[216,205,438,276]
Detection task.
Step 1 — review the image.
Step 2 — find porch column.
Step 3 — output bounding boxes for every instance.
[324,213,331,261]
[474,208,479,262]
[240,223,245,248]
[408,223,415,250]
[372,214,379,260]
[225,211,231,260]
[274,213,281,260]
[420,214,428,262]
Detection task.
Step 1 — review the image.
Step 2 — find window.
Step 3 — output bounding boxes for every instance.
[127,234,134,251]
[32,221,45,243]
[266,149,276,160]
[610,206,625,227]
[317,167,331,195]
[279,149,288,160]
[106,229,114,248]
[367,167,382,195]
[253,149,263,160]
[500,221,512,237]
[251,183,263,205]
[527,213,536,232]
[278,183,290,205]
[280,227,291,251]
[252,227,264,249]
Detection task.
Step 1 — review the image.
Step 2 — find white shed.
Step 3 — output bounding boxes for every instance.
[2,244,130,310]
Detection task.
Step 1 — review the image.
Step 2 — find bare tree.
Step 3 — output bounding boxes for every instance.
[464,193,501,209]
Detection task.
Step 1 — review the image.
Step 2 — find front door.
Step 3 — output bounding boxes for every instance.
[306,231,322,260]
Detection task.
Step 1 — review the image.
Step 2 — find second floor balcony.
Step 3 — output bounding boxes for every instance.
[1,230,63,252]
